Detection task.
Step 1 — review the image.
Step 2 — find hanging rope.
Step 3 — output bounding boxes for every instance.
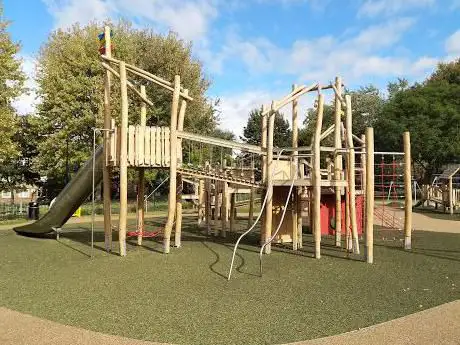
[227,149,287,280]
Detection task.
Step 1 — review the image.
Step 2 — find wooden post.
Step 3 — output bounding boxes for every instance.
[102,25,112,252]
[334,77,343,247]
[205,177,211,235]
[260,104,268,245]
[221,181,228,237]
[198,179,205,226]
[360,134,366,233]
[118,61,128,257]
[248,187,254,226]
[174,90,187,248]
[365,127,374,263]
[313,94,324,259]
[345,95,359,254]
[137,85,147,246]
[292,84,299,251]
[403,132,412,249]
[163,75,181,253]
[264,101,275,254]
[230,192,236,232]
[297,188,303,249]
[261,105,268,183]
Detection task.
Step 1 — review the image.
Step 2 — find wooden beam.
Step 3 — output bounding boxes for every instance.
[261,105,268,183]
[292,83,299,251]
[163,75,181,254]
[403,131,412,249]
[137,85,147,246]
[177,131,263,154]
[174,90,188,248]
[118,61,128,257]
[365,127,374,263]
[334,76,343,248]
[320,124,335,141]
[345,95,360,255]
[100,55,193,100]
[101,62,154,107]
[198,179,205,227]
[264,101,276,254]
[102,25,112,253]
[313,94,324,259]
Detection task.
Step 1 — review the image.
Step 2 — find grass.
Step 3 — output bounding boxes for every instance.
[0,216,459,345]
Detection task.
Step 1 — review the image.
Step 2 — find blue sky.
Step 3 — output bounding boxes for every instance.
[4,0,460,137]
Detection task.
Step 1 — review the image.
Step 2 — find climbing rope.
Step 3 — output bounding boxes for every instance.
[227,149,288,280]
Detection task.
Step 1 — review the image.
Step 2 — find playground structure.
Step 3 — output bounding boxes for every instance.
[14,26,415,269]
[414,164,460,214]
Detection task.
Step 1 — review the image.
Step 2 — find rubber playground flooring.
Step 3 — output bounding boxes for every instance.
[0,216,459,345]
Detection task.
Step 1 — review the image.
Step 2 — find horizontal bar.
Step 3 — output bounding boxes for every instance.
[177,131,264,154]
[375,151,405,155]
[101,55,193,101]
[102,62,154,106]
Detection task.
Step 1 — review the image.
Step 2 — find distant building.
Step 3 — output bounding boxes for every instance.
[0,186,38,204]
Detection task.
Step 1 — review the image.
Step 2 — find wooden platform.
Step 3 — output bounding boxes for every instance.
[109,125,170,167]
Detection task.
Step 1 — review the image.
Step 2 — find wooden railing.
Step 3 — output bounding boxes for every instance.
[109,125,171,167]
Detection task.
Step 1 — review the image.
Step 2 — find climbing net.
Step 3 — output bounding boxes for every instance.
[374,152,405,230]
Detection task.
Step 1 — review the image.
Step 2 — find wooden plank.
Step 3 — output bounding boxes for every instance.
[144,126,150,166]
[116,126,121,167]
[135,126,140,166]
[128,125,135,166]
[138,126,145,166]
[164,127,170,166]
[150,127,156,166]
[156,127,161,165]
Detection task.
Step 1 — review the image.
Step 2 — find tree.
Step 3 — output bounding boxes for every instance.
[0,116,40,204]
[299,85,384,147]
[241,108,292,147]
[34,20,217,186]
[375,62,460,182]
[0,3,25,163]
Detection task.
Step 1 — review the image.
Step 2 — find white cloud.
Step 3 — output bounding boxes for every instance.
[445,30,460,56]
[358,0,435,17]
[43,0,218,41]
[43,0,111,29]
[205,18,434,83]
[12,55,40,116]
[216,90,272,139]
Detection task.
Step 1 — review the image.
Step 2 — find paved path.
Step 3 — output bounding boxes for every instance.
[1,300,459,345]
[289,300,460,345]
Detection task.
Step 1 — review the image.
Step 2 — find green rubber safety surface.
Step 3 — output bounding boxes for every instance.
[1,217,459,345]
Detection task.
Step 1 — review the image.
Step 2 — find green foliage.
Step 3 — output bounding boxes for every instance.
[0,116,41,202]
[241,108,292,147]
[34,20,216,184]
[299,86,384,148]
[0,4,25,162]
[376,79,460,181]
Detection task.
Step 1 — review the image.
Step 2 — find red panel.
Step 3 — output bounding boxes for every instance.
[320,194,363,236]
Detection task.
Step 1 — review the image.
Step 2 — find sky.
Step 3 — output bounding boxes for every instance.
[4,0,460,138]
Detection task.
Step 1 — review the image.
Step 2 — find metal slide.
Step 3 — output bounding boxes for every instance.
[14,147,104,235]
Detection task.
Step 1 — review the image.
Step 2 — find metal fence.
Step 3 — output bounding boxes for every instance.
[0,203,28,220]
